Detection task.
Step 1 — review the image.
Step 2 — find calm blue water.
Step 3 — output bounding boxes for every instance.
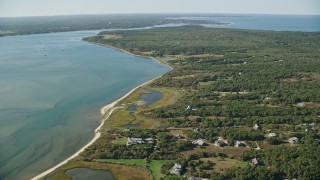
[127,88,163,113]
[170,14,320,32]
[140,88,163,105]
[0,31,170,180]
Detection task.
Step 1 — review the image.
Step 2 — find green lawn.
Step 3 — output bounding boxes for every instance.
[96,159,146,165]
[201,157,249,172]
[97,159,174,180]
[148,160,174,180]
[112,137,128,145]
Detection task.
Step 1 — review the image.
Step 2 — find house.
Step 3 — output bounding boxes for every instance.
[145,138,154,143]
[194,128,200,133]
[234,140,246,147]
[253,124,259,130]
[186,105,192,110]
[126,137,154,146]
[268,133,276,137]
[170,163,183,176]
[192,139,205,146]
[251,158,261,166]
[214,139,226,147]
[127,138,144,146]
[264,97,272,101]
[288,137,299,144]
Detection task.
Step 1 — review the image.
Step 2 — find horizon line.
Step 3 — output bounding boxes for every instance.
[1,12,320,18]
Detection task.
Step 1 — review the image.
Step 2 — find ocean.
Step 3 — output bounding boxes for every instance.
[0,31,170,179]
[170,14,320,32]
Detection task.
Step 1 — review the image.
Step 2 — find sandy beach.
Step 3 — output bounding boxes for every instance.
[31,55,172,180]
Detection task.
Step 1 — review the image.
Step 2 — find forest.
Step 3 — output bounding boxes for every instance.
[81,26,320,179]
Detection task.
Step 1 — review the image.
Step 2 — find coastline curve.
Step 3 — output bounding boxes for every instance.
[31,51,172,180]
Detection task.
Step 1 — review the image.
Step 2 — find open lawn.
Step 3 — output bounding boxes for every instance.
[96,159,174,180]
[97,159,147,166]
[112,137,128,145]
[201,157,249,172]
[183,145,249,159]
[148,160,174,180]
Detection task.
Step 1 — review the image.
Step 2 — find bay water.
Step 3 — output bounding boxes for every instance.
[0,31,170,179]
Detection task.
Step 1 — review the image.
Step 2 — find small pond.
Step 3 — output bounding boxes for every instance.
[65,168,114,180]
[127,88,163,113]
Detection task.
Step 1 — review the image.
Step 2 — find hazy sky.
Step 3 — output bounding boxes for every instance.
[0,0,319,17]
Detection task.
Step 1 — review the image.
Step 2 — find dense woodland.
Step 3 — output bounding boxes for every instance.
[83,26,320,179]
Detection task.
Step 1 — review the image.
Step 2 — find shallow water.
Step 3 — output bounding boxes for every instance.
[0,31,170,179]
[127,88,163,114]
[140,88,163,105]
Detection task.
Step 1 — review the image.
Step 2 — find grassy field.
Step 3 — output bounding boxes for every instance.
[182,145,249,159]
[201,157,249,172]
[96,159,174,180]
[112,137,127,145]
[104,108,139,128]
[97,159,147,165]
[148,160,174,180]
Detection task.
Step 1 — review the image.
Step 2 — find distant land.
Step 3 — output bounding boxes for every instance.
[0,14,319,37]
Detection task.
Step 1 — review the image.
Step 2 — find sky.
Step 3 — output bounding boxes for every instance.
[0,0,319,17]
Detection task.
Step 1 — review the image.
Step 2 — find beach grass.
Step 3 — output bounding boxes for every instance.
[103,86,180,130]
[103,108,138,128]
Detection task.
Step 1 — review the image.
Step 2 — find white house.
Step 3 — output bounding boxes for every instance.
[268,133,276,138]
[145,138,154,143]
[127,138,144,146]
[126,137,154,146]
[170,163,183,176]
[234,140,246,147]
[192,139,205,146]
[251,158,261,166]
[253,124,259,130]
[288,137,299,144]
[214,139,227,147]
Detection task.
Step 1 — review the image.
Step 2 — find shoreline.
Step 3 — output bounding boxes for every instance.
[86,40,173,70]
[31,44,172,180]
